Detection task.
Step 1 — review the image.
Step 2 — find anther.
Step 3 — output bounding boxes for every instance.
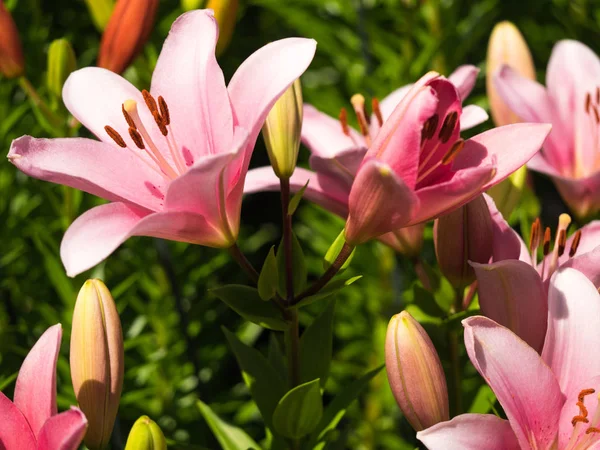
[586,93,592,114]
[577,401,589,417]
[543,227,551,256]
[586,427,600,434]
[122,103,136,129]
[557,229,567,257]
[596,86,599,105]
[572,416,589,426]
[104,125,127,148]
[438,111,458,143]
[423,115,439,141]
[442,139,465,165]
[350,94,369,137]
[154,112,168,136]
[372,97,383,127]
[593,106,600,124]
[570,230,582,257]
[142,89,158,114]
[158,96,170,126]
[339,108,350,136]
[128,127,145,149]
[579,389,596,402]
[529,218,541,252]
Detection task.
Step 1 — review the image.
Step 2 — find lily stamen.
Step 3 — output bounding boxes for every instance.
[570,230,582,257]
[372,97,383,127]
[416,138,464,184]
[529,218,541,267]
[104,125,126,148]
[351,94,371,146]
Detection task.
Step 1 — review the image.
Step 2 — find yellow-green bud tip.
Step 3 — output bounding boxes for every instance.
[125,416,167,450]
[47,39,77,98]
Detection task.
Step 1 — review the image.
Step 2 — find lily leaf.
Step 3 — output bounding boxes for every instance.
[258,246,279,301]
[198,400,261,450]
[272,379,323,439]
[300,300,335,386]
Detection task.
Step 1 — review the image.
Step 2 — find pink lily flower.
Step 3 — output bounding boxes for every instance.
[8,10,316,276]
[0,324,87,450]
[473,195,600,352]
[418,268,600,450]
[246,67,551,244]
[495,40,600,219]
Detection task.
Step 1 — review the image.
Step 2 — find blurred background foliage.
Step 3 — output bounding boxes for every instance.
[0,0,597,448]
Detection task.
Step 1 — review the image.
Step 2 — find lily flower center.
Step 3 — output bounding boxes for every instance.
[103,90,188,180]
[528,213,581,280]
[567,388,600,450]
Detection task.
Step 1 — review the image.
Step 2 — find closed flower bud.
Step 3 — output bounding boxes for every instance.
[181,0,203,11]
[207,0,238,56]
[385,311,448,431]
[97,0,159,74]
[434,195,493,288]
[71,279,124,450]
[0,2,24,78]
[84,0,115,31]
[47,39,77,98]
[124,416,167,450]
[262,79,303,179]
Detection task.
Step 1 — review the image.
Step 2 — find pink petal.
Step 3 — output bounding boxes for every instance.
[308,147,366,187]
[527,152,561,177]
[447,65,479,101]
[542,268,600,396]
[228,37,316,172]
[472,260,547,353]
[377,84,413,123]
[345,159,419,244]
[557,374,600,449]
[551,171,600,220]
[366,84,439,189]
[562,247,600,288]
[409,164,494,225]
[0,391,36,450]
[416,414,520,450]
[14,324,62,440]
[453,123,552,190]
[302,104,366,158]
[555,221,600,268]
[150,10,234,159]
[463,316,564,450]
[484,194,528,262]
[243,166,349,218]
[460,105,489,131]
[8,136,166,211]
[37,407,87,450]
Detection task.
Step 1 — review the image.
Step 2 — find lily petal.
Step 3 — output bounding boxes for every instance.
[463,316,564,450]
[552,171,600,220]
[562,246,600,288]
[8,136,166,211]
[484,194,528,262]
[447,65,479,101]
[150,10,233,159]
[228,37,317,171]
[37,407,87,450]
[308,146,366,187]
[14,324,62,440]
[416,414,520,450]
[542,268,600,397]
[0,391,36,450]
[460,105,489,131]
[472,260,547,353]
[556,221,600,267]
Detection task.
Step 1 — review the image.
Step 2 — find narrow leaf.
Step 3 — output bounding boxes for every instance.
[276,232,307,298]
[272,379,323,439]
[294,276,362,308]
[323,230,355,271]
[258,246,279,301]
[300,300,335,386]
[288,180,309,216]
[198,400,261,450]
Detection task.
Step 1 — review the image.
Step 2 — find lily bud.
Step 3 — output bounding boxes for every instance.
[97,0,159,74]
[385,311,449,431]
[124,416,167,450]
[434,195,493,288]
[84,0,114,31]
[71,279,124,450]
[47,39,77,98]
[207,0,239,56]
[262,79,303,179]
[0,2,24,78]
[181,0,203,11]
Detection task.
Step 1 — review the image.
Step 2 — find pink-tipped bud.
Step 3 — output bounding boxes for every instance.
[486,21,535,126]
[207,0,239,56]
[0,2,24,78]
[97,0,158,74]
[434,195,494,288]
[71,279,124,450]
[385,311,449,431]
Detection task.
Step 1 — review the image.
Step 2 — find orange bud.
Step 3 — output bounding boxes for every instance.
[486,21,535,126]
[0,1,24,78]
[207,0,239,56]
[97,0,159,74]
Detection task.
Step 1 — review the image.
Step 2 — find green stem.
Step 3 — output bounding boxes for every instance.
[18,76,63,128]
[228,243,259,284]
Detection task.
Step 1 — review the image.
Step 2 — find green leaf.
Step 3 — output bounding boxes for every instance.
[272,379,323,439]
[308,365,384,448]
[468,384,497,414]
[211,285,288,331]
[276,232,307,298]
[323,230,355,271]
[258,246,279,301]
[222,327,287,430]
[268,334,287,382]
[197,400,261,450]
[288,180,309,215]
[294,275,362,308]
[300,300,335,386]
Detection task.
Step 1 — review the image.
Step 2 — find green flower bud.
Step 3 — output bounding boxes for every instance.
[124,416,167,450]
[207,0,239,56]
[181,0,203,11]
[262,79,303,179]
[47,39,76,98]
[84,0,115,31]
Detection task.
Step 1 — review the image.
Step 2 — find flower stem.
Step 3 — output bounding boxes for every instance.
[228,243,259,284]
[18,76,63,129]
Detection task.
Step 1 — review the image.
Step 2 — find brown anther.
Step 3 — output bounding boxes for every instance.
[142,89,158,114]
[372,97,383,127]
[576,401,589,418]
[593,106,600,124]
[557,229,567,257]
[339,108,350,136]
[423,115,439,141]
[153,112,168,136]
[543,227,551,256]
[158,96,170,126]
[104,125,127,148]
[578,389,596,402]
[586,427,600,434]
[442,139,465,165]
[350,94,369,137]
[586,93,592,114]
[438,111,458,143]
[122,104,136,129]
[529,218,541,252]
[596,86,599,105]
[128,127,145,149]
[572,416,589,426]
[570,230,582,258]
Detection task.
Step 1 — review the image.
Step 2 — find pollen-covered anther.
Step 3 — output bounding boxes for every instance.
[586,93,592,114]
[372,97,383,127]
[529,218,541,252]
[128,127,145,149]
[339,107,350,136]
[158,96,170,126]
[543,227,551,256]
[586,427,600,434]
[141,89,158,114]
[442,139,465,165]
[557,229,567,257]
[438,111,458,143]
[578,389,596,402]
[104,125,127,148]
[572,416,589,426]
[122,103,136,129]
[350,94,369,137]
[570,230,582,257]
